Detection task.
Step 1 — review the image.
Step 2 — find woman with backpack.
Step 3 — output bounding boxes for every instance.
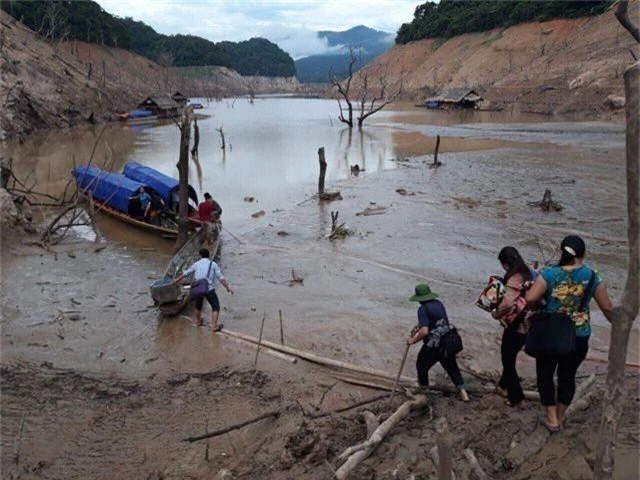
[406,283,470,402]
[525,235,614,432]
[493,246,534,407]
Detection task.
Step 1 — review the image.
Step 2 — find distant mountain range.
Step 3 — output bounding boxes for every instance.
[295,25,394,83]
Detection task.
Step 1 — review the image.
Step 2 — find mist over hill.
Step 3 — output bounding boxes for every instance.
[294,25,393,83]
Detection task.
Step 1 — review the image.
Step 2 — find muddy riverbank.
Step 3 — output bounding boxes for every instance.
[1,110,638,478]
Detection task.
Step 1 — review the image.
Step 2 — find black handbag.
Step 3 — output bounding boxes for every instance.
[440,326,463,358]
[524,311,576,358]
[524,270,596,358]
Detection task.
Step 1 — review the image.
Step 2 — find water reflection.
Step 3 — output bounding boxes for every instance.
[5,98,545,236]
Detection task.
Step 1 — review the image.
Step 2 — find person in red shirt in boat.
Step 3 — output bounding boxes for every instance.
[198,192,222,245]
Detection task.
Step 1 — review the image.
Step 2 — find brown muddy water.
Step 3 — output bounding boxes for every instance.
[1,98,636,383]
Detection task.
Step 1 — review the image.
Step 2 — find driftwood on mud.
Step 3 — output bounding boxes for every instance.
[329,211,351,239]
[334,394,429,480]
[216,328,542,400]
[183,410,279,443]
[222,333,297,364]
[527,189,563,211]
[331,371,541,401]
[463,448,489,480]
[502,375,597,470]
[309,394,388,419]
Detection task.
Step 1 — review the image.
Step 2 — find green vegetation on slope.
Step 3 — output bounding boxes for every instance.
[1,0,295,77]
[219,38,295,77]
[396,0,612,44]
[1,0,131,48]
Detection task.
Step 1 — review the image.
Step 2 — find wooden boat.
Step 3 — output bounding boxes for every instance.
[150,221,222,316]
[72,165,201,238]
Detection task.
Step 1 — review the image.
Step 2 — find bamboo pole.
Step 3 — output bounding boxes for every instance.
[387,344,410,409]
[254,311,266,367]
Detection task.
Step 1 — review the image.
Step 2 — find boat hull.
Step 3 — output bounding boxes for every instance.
[90,196,202,238]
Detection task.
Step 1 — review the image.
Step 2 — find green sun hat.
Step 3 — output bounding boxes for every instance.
[409,283,439,302]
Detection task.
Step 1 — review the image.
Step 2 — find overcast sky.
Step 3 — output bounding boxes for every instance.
[96,0,418,58]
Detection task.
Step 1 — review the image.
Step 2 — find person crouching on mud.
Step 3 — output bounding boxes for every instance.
[406,283,470,402]
[176,248,234,331]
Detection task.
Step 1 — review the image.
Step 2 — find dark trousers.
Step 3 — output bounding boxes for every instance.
[536,336,589,406]
[498,328,527,403]
[417,343,465,389]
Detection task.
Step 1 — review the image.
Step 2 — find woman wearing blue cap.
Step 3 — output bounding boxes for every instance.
[407,283,470,402]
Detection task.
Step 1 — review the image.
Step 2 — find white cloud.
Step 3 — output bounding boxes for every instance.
[96,0,416,58]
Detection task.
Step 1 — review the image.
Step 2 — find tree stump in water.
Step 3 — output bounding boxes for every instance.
[528,189,563,211]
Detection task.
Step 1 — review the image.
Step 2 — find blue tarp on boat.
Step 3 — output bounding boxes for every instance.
[128,109,154,118]
[122,162,198,207]
[73,165,145,213]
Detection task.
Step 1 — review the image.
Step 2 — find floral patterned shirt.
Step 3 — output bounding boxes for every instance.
[541,265,602,337]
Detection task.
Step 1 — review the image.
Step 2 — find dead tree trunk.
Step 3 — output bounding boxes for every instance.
[330,47,357,128]
[430,135,442,168]
[176,108,192,249]
[216,126,225,151]
[191,117,200,158]
[318,147,327,195]
[593,59,640,480]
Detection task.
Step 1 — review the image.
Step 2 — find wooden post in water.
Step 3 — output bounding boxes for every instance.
[254,311,267,367]
[279,309,284,345]
[176,107,192,250]
[318,147,327,195]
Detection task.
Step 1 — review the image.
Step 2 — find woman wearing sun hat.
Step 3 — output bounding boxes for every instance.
[407,283,470,402]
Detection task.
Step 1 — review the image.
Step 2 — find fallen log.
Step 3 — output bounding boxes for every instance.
[335,395,429,479]
[223,335,297,364]
[219,329,544,400]
[309,394,387,419]
[217,329,415,382]
[331,372,540,401]
[362,411,379,438]
[463,448,489,480]
[183,410,279,443]
[502,375,597,470]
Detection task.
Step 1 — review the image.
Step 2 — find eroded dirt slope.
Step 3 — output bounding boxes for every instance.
[353,5,639,117]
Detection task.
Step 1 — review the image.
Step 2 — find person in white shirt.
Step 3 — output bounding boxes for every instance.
[176,248,234,331]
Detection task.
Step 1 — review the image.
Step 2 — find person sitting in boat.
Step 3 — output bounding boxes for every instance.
[147,192,167,225]
[129,187,152,222]
[198,192,222,245]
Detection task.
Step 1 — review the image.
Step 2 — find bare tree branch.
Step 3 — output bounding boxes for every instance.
[615,0,640,44]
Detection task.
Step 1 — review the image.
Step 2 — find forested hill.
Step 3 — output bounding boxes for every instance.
[0,0,296,77]
[396,0,612,44]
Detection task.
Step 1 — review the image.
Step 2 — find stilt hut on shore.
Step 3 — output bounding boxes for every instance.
[137,94,182,119]
[171,91,188,106]
[424,88,483,110]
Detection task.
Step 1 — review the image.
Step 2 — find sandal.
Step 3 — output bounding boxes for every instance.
[213,324,224,332]
[544,421,561,433]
